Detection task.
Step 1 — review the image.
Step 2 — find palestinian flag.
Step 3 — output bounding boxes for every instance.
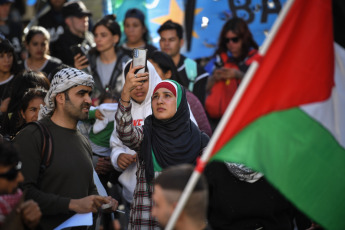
[208,0,345,229]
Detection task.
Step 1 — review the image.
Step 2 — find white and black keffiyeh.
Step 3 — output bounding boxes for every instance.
[225,162,264,183]
[38,68,94,119]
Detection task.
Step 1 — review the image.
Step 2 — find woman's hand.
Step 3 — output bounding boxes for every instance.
[213,67,243,81]
[121,64,149,104]
[74,53,89,69]
[117,153,137,170]
[206,67,244,92]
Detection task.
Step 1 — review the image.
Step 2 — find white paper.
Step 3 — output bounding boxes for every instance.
[53,212,92,230]
[93,169,108,196]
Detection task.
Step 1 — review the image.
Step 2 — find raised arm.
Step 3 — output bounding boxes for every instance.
[115,63,149,152]
[115,101,143,153]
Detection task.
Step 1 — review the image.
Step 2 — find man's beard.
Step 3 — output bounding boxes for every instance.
[79,102,90,120]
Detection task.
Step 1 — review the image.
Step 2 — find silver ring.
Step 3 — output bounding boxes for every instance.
[134,74,137,78]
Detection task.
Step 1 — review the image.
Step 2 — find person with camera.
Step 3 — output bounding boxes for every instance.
[74,14,131,104]
[50,1,94,67]
[204,17,260,130]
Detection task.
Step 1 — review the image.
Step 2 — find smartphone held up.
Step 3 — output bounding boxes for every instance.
[132,48,147,74]
[70,44,89,65]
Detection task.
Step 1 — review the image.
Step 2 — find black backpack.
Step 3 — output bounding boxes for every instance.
[26,121,53,187]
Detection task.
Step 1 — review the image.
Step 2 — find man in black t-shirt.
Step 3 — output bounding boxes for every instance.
[14,67,118,229]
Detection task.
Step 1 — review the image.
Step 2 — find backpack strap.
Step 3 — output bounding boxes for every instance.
[26,121,53,187]
[184,58,197,92]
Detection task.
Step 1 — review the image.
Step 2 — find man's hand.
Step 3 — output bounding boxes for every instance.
[69,195,119,213]
[69,195,117,213]
[117,153,136,170]
[101,196,119,213]
[74,53,89,69]
[17,200,42,230]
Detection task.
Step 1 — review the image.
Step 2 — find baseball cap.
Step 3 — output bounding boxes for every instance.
[125,8,145,25]
[62,1,92,18]
[0,0,14,4]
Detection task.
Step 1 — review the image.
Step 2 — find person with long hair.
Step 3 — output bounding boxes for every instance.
[116,64,209,229]
[1,87,47,140]
[20,88,47,123]
[22,26,62,79]
[204,17,260,129]
[0,70,50,139]
[120,8,157,57]
[0,37,21,116]
[74,14,131,104]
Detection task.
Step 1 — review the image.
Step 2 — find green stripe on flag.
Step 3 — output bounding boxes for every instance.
[212,108,345,230]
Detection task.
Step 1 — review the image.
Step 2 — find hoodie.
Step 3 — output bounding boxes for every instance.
[110,60,161,203]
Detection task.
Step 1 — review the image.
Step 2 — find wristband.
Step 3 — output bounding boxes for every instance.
[120,97,130,103]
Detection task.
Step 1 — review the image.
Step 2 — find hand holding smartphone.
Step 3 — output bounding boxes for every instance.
[132,48,147,74]
[71,44,89,65]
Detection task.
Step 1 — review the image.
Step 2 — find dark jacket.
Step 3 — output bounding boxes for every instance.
[50,28,94,67]
[204,162,311,230]
[88,47,131,98]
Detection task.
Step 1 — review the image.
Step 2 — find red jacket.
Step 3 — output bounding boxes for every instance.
[205,50,259,119]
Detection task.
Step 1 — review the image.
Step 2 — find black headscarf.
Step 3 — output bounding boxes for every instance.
[141,80,209,182]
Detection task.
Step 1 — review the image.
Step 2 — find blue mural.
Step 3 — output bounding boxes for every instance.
[106,0,287,59]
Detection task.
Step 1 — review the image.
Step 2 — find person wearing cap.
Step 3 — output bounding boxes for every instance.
[50,0,94,67]
[115,66,209,229]
[120,8,157,58]
[13,67,118,229]
[0,0,23,59]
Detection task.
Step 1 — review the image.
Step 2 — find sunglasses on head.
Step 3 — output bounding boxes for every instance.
[225,37,239,43]
[0,161,22,181]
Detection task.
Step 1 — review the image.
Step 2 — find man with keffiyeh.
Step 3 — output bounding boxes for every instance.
[13,67,118,229]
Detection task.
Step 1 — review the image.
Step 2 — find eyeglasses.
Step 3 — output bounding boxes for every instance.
[225,37,240,44]
[0,161,22,181]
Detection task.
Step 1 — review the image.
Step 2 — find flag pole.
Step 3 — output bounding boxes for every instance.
[164,1,295,229]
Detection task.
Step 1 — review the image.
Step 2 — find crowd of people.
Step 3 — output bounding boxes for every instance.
[0,0,319,229]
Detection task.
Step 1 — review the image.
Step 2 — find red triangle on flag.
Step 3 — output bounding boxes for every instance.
[211,0,334,156]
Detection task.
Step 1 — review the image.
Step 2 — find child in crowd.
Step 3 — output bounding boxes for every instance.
[88,90,119,188]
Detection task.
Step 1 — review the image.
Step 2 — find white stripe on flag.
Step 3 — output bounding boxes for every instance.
[301,43,345,148]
